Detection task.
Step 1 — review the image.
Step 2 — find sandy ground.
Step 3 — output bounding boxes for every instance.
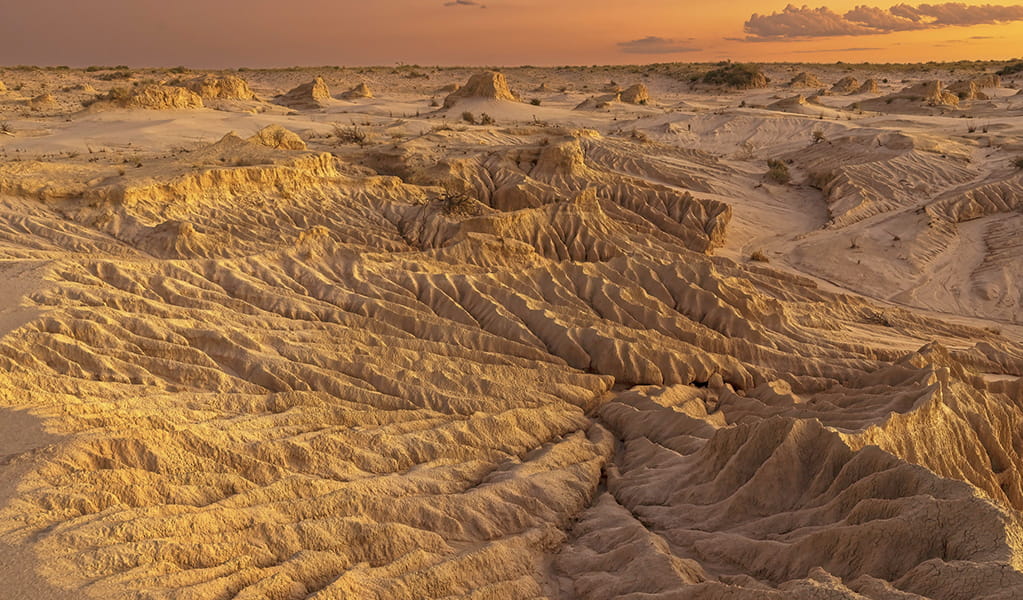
[0,62,1020,599]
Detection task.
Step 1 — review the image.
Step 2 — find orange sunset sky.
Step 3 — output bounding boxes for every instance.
[1,1,1021,67]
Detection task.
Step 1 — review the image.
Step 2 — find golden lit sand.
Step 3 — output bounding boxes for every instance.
[0,61,1021,599]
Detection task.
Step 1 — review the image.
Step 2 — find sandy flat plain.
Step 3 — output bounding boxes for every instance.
[0,61,1021,599]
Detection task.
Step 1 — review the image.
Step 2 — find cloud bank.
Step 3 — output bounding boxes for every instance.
[744,3,1023,39]
[617,36,700,54]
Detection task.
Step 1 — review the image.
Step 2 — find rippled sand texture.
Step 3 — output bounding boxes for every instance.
[0,63,1022,599]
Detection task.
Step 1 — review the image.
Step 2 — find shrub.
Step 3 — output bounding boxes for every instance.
[332,123,368,146]
[630,129,649,143]
[439,185,481,216]
[811,128,826,144]
[0,121,11,135]
[107,87,132,102]
[997,62,1023,76]
[98,70,132,81]
[766,159,790,184]
[1013,156,1023,170]
[478,113,495,125]
[461,111,476,124]
[701,63,767,89]
[749,249,770,262]
[530,98,541,106]
[807,170,835,190]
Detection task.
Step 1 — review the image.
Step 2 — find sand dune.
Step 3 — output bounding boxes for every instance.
[0,62,1021,599]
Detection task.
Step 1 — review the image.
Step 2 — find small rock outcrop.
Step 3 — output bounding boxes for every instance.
[831,76,859,94]
[574,94,620,111]
[948,75,1000,101]
[856,79,880,94]
[620,84,650,105]
[340,82,373,100]
[28,93,58,111]
[790,72,824,88]
[277,77,331,109]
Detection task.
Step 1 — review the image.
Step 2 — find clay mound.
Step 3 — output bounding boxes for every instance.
[340,82,373,100]
[971,73,1002,89]
[620,83,650,104]
[768,94,809,110]
[865,80,959,110]
[435,83,460,93]
[948,76,999,101]
[248,124,307,150]
[532,82,550,92]
[789,71,824,88]
[182,74,256,100]
[0,80,6,92]
[120,84,205,110]
[948,79,987,101]
[136,219,209,258]
[27,93,58,111]
[277,76,331,109]
[856,78,880,94]
[767,94,827,114]
[574,93,620,110]
[66,83,98,94]
[831,76,859,94]
[443,71,518,108]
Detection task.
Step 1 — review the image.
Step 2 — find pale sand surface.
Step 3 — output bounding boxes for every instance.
[0,62,1020,599]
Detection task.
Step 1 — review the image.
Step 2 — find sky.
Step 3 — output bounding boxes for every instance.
[0,1,1021,67]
